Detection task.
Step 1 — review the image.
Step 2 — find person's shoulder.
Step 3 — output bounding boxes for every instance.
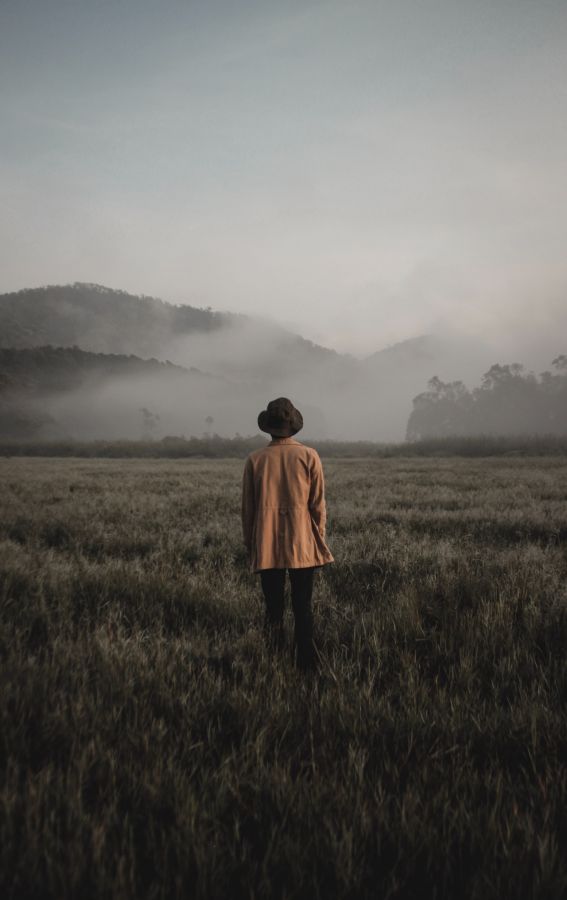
[294,441,321,462]
[245,445,269,463]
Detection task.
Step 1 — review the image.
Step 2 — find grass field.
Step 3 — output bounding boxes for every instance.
[1,457,566,899]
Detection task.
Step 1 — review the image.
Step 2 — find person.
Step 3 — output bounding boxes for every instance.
[241,397,334,669]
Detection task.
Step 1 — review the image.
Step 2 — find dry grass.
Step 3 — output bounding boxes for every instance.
[1,457,566,899]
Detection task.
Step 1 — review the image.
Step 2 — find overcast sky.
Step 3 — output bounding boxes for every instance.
[1,0,566,357]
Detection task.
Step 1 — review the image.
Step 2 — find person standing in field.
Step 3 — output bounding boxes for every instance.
[241,397,334,670]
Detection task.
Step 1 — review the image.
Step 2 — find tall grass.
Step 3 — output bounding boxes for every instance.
[1,457,566,899]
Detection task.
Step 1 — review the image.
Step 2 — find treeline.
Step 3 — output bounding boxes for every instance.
[0,344,195,393]
[0,345,221,441]
[2,434,567,458]
[407,356,567,440]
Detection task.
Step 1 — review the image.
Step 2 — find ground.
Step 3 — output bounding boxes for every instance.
[1,457,566,899]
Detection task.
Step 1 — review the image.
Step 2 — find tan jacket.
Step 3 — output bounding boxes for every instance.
[241,436,335,573]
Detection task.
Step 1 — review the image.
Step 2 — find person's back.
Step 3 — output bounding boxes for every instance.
[242,435,334,572]
[241,397,334,669]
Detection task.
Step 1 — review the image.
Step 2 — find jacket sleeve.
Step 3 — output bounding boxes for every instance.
[241,456,255,550]
[308,451,327,538]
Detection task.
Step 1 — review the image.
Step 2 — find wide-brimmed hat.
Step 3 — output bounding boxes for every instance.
[258,397,303,437]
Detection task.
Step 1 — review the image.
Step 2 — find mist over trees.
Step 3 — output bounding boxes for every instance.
[0,283,342,378]
[0,346,231,441]
[1,283,565,442]
[407,357,567,440]
[0,283,234,356]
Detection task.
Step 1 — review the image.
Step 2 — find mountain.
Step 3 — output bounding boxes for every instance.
[0,283,349,381]
[0,283,499,440]
[363,334,448,366]
[0,283,359,438]
[363,333,494,373]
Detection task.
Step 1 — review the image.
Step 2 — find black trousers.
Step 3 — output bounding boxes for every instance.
[259,567,316,667]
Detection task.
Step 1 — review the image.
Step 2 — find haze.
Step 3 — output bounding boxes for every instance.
[1,0,566,363]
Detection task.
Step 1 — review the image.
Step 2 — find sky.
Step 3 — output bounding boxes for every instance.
[1,0,566,358]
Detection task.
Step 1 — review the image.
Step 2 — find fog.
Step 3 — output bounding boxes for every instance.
[18,354,336,443]
[1,0,566,440]
[8,305,559,442]
[45,372,247,442]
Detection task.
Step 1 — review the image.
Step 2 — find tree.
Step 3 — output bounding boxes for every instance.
[139,407,160,440]
[406,356,567,439]
[406,377,471,440]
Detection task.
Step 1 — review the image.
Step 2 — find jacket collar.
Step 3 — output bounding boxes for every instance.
[268,436,298,445]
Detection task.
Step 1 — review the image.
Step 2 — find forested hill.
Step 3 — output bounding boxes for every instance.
[0,345,216,394]
[0,283,237,356]
[0,345,242,441]
[0,284,344,377]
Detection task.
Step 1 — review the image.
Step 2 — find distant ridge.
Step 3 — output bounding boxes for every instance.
[364,334,444,363]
